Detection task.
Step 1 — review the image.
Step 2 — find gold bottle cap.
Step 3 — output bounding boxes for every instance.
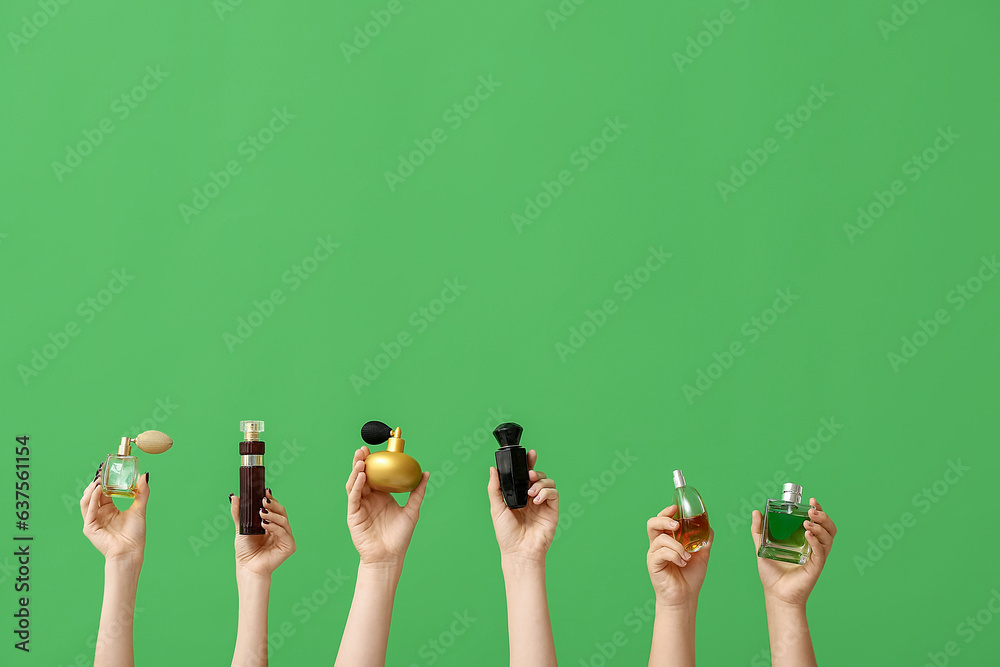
[386,427,405,452]
[117,437,132,456]
[240,420,265,442]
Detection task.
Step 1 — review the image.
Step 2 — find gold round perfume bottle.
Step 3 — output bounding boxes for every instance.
[364,427,422,493]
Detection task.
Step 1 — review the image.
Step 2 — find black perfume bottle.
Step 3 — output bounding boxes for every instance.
[239,420,266,535]
[493,422,529,509]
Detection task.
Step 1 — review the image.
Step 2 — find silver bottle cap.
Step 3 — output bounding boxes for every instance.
[781,483,803,503]
[672,469,686,488]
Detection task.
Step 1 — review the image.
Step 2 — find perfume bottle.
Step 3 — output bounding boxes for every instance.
[239,420,266,536]
[758,483,812,565]
[360,421,422,493]
[493,422,529,509]
[670,470,711,553]
[101,430,173,498]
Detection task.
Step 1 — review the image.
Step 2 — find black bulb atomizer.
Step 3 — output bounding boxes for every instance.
[493,422,530,508]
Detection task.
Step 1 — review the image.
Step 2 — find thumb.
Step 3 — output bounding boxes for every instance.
[130,472,151,518]
[229,493,240,530]
[487,466,506,515]
[750,510,764,553]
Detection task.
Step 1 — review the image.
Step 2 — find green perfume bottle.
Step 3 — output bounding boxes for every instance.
[758,483,812,565]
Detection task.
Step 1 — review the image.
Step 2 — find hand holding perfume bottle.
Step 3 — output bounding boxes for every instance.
[751,497,837,607]
[81,465,151,564]
[646,503,714,609]
[228,488,297,577]
[345,445,431,568]
[487,448,559,563]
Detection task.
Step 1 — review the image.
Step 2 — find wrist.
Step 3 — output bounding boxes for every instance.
[359,559,404,580]
[104,555,142,579]
[236,567,272,588]
[500,553,546,574]
[655,597,698,617]
[764,595,807,615]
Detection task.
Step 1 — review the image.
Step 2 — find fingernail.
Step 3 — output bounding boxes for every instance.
[668,520,678,529]
[145,472,149,483]
[679,559,687,566]
[261,508,269,514]
[229,493,234,500]
[266,487,272,496]
[262,519,270,524]
[265,497,271,504]
[684,551,692,560]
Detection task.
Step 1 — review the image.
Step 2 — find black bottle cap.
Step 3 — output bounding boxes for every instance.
[361,420,393,445]
[493,422,523,448]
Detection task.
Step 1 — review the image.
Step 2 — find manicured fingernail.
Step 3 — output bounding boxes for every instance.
[261,508,269,514]
[668,520,678,529]
[145,472,149,483]
[266,487,272,496]
[264,497,271,504]
[684,552,692,560]
[262,519,270,524]
[229,493,234,500]
[679,559,687,566]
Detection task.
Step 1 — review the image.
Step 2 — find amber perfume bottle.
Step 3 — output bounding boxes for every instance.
[101,430,173,498]
[758,483,812,565]
[361,421,422,492]
[670,470,711,553]
[239,420,266,535]
[493,422,529,509]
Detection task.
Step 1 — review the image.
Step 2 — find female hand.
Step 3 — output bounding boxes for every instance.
[751,498,836,607]
[229,489,297,578]
[488,449,559,563]
[646,505,713,609]
[346,446,430,569]
[80,465,149,566]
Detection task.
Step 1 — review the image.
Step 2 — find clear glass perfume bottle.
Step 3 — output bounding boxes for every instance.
[101,430,173,498]
[758,483,812,564]
[671,469,711,553]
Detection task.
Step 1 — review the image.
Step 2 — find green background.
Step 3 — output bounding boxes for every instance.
[3,1,999,665]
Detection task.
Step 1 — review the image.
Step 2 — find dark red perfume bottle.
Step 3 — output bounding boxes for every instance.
[239,420,265,535]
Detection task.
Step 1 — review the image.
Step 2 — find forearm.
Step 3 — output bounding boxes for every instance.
[335,562,402,667]
[648,601,697,667]
[95,559,141,667]
[764,599,815,667]
[501,556,556,667]
[232,571,271,667]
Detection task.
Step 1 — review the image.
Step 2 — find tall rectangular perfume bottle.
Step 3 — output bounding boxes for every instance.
[758,483,812,565]
[239,420,266,535]
[101,430,173,498]
[670,470,711,552]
